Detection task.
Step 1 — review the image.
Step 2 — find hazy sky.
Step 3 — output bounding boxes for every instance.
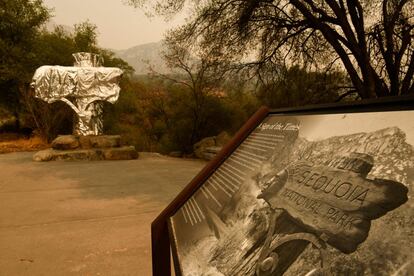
[43,0,186,50]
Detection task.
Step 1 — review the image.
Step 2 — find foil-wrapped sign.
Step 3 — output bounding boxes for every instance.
[258,153,408,253]
[31,53,123,136]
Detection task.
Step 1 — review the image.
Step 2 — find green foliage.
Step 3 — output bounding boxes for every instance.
[33,26,77,66]
[127,34,250,153]
[73,21,98,53]
[0,0,49,116]
[103,79,149,150]
[222,76,261,132]
[0,0,49,81]
[103,75,259,154]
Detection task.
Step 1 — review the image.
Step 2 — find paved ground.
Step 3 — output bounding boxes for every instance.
[0,152,206,276]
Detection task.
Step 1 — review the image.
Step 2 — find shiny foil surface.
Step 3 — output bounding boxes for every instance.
[31,61,123,135]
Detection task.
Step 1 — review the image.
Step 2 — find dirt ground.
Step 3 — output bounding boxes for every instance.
[0,151,206,276]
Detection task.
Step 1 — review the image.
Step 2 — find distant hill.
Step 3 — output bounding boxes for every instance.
[43,21,166,74]
[113,41,257,75]
[113,41,170,75]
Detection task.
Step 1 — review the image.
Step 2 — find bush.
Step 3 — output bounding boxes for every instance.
[103,75,260,154]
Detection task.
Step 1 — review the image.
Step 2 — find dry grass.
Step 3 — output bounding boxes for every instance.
[0,134,49,154]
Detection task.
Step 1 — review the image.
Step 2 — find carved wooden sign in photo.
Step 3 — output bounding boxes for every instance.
[258,153,408,253]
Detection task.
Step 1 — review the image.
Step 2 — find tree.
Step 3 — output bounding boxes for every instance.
[148,37,233,151]
[0,0,49,128]
[73,21,98,53]
[128,0,414,99]
[0,0,49,82]
[256,65,349,107]
[33,26,77,66]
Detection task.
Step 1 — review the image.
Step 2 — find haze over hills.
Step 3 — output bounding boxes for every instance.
[113,41,257,75]
[44,19,169,75]
[113,41,170,75]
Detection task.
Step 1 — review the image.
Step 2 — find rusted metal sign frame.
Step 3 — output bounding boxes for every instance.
[151,95,414,276]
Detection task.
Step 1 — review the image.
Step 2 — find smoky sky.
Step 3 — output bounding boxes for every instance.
[43,0,186,49]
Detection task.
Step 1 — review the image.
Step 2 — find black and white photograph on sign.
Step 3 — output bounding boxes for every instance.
[169,110,414,276]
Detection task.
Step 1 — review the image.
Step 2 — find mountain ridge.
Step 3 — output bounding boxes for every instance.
[113,41,169,75]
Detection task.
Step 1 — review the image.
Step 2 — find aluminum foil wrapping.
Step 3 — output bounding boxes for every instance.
[73,52,103,67]
[31,65,123,135]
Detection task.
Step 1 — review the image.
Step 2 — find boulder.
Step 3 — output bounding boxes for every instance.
[216,131,231,146]
[201,152,216,160]
[138,152,163,158]
[34,135,137,162]
[33,149,54,162]
[103,146,138,160]
[89,135,121,148]
[193,131,232,160]
[54,149,103,161]
[205,146,223,154]
[51,135,79,150]
[202,146,223,160]
[78,136,92,149]
[194,136,216,159]
[77,135,122,149]
[33,148,102,161]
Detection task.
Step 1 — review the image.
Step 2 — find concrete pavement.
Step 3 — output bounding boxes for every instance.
[0,152,206,276]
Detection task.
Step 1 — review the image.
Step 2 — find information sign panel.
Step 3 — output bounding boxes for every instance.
[152,97,414,276]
